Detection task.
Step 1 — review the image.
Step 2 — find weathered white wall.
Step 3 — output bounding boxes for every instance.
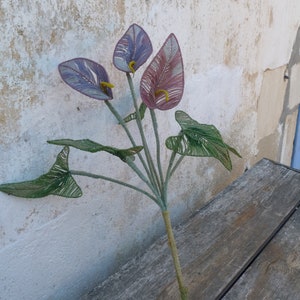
[1,1,300,299]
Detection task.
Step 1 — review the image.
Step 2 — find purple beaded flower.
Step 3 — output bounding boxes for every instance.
[58,58,113,100]
[140,34,184,110]
[113,24,153,73]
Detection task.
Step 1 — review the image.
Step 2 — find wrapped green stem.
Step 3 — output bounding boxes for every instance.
[162,210,188,300]
[126,73,162,194]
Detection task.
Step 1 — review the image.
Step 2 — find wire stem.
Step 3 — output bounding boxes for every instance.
[162,210,188,300]
[126,73,161,194]
[104,100,151,180]
[70,169,159,204]
[150,109,164,187]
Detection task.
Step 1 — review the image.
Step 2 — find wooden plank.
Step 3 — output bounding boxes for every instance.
[81,159,300,300]
[223,207,300,300]
[158,159,300,300]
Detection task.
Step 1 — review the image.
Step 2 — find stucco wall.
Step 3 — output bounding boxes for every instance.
[1,1,300,299]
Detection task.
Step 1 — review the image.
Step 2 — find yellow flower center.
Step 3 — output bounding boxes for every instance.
[155,89,169,102]
[128,61,136,73]
[100,82,114,94]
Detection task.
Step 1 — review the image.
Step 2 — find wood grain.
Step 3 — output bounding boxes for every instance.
[81,159,300,300]
[223,207,300,300]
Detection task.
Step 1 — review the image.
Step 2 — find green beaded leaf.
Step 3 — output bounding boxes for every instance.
[0,146,82,198]
[165,111,241,171]
[48,139,143,162]
[123,102,147,123]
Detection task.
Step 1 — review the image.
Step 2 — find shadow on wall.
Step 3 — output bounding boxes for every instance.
[281,26,300,166]
[255,26,300,166]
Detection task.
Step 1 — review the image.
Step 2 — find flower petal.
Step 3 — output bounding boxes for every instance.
[113,23,153,73]
[58,58,113,100]
[140,34,184,110]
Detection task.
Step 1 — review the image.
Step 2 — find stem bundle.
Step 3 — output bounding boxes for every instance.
[73,73,187,299]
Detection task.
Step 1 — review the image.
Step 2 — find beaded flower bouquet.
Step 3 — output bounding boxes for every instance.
[0,24,240,299]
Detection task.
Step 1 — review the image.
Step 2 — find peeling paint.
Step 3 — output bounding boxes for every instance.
[269,7,274,27]
[278,26,300,164]
[256,131,281,162]
[1,1,300,299]
[256,65,287,139]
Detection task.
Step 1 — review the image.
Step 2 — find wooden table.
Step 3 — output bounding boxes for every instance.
[82,159,300,300]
